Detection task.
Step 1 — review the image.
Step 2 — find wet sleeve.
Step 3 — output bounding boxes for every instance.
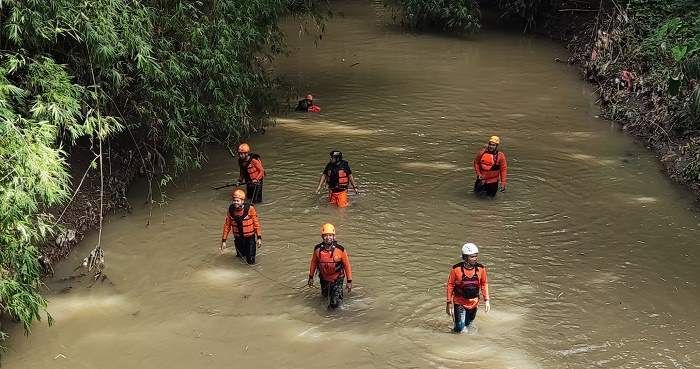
[252,159,265,181]
[446,269,456,302]
[309,250,319,278]
[473,149,484,177]
[222,216,232,242]
[342,250,352,282]
[344,162,352,175]
[499,152,507,185]
[250,207,261,237]
[480,267,490,301]
[323,162,331,174]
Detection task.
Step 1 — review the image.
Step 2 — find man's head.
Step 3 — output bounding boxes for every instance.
[320,223,336,246]
[461,242,479,266]
[487,136,500,152]
[238,143,251,159]
[306,94,314,103]
[329,150,342,163]
[231,189,246,208]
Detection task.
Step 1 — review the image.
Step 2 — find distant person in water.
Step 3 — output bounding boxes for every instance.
[473,135,507,198]
[296,94,321,113]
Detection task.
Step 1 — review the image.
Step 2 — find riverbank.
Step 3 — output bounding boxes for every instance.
[536,2,700,198]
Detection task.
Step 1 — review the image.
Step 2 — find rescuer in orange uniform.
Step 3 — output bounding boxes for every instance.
[237,143,265,203]
[221,189,262,265]
[315,151,358,208]
[308,223,353,309]
[295,94,321,113]
[445,243,490,333]
[473,136,507,197]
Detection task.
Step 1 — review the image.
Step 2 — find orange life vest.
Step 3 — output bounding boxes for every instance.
[239,153,265,182]
[328,161,350,192]
[478,151,501,172]
[330,169,348,191]
[314,243,346,280]
[229,204,256,238]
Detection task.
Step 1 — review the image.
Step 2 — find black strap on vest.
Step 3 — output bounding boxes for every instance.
[230,203,251,238]
[239,157,253,182]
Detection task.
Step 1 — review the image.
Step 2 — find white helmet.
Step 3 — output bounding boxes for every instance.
[461,243,479,256]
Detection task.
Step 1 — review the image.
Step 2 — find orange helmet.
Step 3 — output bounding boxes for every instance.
[231,189,246,200]
[238,143,251,153]
[488,136,500,145]
[320,223,336,235]
[306,94,313,100]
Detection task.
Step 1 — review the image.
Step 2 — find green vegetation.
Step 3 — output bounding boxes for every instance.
[389,0,481,33]
[1,0,321,346]
[583,0,700,181]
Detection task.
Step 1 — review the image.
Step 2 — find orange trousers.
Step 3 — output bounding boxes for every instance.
[328,190,348,208]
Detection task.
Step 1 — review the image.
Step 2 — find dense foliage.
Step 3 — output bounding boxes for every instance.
[0,0,320,346]
[389,0,481,33]
[582,0,700,180]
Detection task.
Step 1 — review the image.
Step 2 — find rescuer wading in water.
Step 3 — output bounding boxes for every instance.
[445,243,490,332]
[473,136,507,197]
[315,151,358,208]
[308,223,353,309]
[221,189,262,265]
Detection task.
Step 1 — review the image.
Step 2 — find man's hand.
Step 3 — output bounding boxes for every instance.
[307,277,314,287]
[353,187,359,195]
[446,302,453,317]
[220,241,226,253]
[346,282,353,293]
[499,184,506,192]
[484,300,491,312]
[256,237,262,248]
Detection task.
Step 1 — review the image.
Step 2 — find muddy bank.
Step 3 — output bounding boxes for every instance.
[40,137,143,272]
[540,6,699,199]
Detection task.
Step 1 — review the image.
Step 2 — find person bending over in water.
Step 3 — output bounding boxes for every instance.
[296,94,321,113]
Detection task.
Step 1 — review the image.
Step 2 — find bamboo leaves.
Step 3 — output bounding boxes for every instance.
[0,0,322,348]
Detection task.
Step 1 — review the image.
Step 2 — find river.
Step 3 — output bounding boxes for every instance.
[4,1,699,368]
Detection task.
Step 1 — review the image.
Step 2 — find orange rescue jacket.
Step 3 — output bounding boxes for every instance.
[222,204,261,241]
[239,154,265,182]
[309,243,353,282]
[473,148,507,185]
[446,262,489,309]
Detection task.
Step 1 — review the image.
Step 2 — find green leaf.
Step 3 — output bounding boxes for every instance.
[671,44,688,62]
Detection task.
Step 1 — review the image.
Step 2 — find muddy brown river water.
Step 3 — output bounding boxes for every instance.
[4,2,699,368]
